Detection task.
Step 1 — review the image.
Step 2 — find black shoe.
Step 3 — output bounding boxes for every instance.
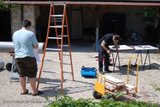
[105,70,113,73]
[99,71,104,74]
[109,63,113,66]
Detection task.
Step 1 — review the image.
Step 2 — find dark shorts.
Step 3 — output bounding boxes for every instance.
[15,57,37,78]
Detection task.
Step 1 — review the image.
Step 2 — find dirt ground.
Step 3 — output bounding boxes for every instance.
[0,44,160,107]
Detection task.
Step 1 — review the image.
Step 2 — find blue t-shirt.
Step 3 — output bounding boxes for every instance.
[12,28,38,58]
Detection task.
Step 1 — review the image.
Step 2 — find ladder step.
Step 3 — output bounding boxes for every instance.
[59,45,69,47]
[50,25,67,28]
[63,53,70,56]
[51,15,63,17]
[48,37,62,40]
[63,45,69,47]
[58,35,68,37]
[46,48,62,51]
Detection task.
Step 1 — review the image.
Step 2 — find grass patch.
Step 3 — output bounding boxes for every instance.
[47,96,160,107]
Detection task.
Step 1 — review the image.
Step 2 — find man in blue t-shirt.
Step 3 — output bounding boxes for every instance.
[98,34,120,73]
[12,19,43,96]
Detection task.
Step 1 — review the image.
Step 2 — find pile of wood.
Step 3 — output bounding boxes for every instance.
[104,75,136,93]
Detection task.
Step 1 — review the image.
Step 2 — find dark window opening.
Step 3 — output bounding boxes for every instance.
[0,10,11,41]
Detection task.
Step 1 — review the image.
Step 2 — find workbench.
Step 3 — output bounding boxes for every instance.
[109,45,159,71]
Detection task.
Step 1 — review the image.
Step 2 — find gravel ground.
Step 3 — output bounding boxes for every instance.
[0,45,160,107]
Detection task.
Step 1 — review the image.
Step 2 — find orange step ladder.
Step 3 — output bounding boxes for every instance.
[36,3,74,92]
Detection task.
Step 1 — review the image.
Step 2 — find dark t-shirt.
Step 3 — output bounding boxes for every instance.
[99,34,115,49]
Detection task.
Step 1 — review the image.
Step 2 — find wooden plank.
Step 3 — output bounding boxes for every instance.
[104,75,125,87]
[125,84,136,91]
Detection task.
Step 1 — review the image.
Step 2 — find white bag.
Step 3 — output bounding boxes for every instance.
[34,49,41,64]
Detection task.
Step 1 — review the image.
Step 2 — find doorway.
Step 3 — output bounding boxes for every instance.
[71,8,83,40]
[36,6,49,42]
[0,10,11,41]
[101,13,126,39]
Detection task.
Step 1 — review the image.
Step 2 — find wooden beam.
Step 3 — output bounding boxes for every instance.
[4,1,160,7]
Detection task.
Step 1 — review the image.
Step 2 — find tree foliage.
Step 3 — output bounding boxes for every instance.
[144,7,160,18]
[0,0,18,11]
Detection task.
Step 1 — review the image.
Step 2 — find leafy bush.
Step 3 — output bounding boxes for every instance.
[0,0,18,11]
[47,96,160,107]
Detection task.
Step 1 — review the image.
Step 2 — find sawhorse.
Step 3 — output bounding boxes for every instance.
[134,45,159,70]
[134,50,150,69]
[8,51,19,82]
[109,45,134,71]
[111,49,121,71]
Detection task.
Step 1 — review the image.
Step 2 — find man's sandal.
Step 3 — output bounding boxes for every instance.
[32,90,43,96]
[21,89,29,95]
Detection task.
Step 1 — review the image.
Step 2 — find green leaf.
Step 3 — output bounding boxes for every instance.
[47,95,160,107]
[0,0,19,11]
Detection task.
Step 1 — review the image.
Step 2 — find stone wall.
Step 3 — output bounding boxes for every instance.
[23,5,36,32]
[11,6,21,34]
[11,5,36,33]
[82,6,145,38]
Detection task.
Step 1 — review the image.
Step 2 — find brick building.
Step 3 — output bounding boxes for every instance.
[1,0,160,46]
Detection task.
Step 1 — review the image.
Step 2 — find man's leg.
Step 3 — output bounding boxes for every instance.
[26,57,40,95]
[19,77,27,93]
[98,50,103,72]
[29,77,37,94]
[104,52,111,72]
[15,59,28,94]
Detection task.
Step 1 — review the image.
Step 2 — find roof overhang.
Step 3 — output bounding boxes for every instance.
[4,1,160,7]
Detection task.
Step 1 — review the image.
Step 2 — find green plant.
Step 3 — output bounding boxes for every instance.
[0,0,19,11]
[144,7,160,18]
[103,92,125,101]
[113,92,125,100]
[47,95,160,107]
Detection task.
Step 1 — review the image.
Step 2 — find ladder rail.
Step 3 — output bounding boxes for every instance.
[59,4,67,83]
[37,3,53,89]
[65,7,74,81]
[52,3,64,92]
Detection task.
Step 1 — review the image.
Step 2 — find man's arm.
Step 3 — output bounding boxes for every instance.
[101,40,110,54]
[32,33,39,49]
